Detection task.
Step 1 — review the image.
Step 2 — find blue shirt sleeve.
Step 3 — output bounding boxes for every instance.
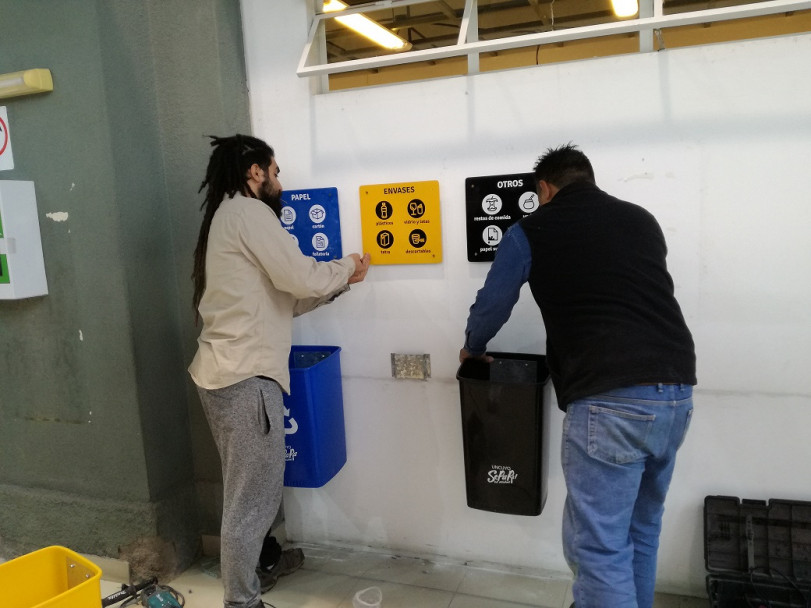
[463,224,532,356]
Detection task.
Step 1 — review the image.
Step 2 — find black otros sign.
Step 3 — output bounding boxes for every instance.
[465,173,537,262]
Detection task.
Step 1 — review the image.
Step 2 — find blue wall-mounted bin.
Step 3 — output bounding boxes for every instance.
[283,345,347,487]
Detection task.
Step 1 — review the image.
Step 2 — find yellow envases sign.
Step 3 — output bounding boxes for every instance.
[360,180,442,265]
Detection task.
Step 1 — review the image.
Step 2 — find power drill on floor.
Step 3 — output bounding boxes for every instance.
[101,578,184,608]
[139,586,183,608]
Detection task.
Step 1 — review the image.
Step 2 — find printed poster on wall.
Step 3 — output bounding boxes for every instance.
[360,180,442,265]
[0,203,7,284]
[465,172,537,262]
[0,107,14,171]
[279,187,343,261]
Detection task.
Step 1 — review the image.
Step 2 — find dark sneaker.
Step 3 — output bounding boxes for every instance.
[257,547,305,593]
[250,600,280,608]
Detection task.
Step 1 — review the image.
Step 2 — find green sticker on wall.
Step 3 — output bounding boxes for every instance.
[0,255,9,284]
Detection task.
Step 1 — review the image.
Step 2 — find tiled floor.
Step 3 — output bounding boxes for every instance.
[100,543,708,608]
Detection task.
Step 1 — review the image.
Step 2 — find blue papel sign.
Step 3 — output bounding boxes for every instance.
[280,187,343,261]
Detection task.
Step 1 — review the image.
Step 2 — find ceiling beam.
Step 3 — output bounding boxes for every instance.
[307,0,811,75]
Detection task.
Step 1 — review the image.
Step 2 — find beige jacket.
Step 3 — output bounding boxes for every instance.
[188,193,355,393]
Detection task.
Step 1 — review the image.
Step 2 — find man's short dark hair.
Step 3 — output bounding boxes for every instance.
[533,143,595,189]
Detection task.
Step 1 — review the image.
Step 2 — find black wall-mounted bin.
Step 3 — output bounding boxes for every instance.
[457,352,550,516]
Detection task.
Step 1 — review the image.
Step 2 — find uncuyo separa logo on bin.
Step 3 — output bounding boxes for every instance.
[284,405,298,462]
[487,464,518,484]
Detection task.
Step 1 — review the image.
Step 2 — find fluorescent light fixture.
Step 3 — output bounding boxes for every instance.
[611,0,639,18]
[323,0,412,51]
[0,69,53,100]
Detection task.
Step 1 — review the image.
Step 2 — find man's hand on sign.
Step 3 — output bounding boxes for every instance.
[348,253,371,284]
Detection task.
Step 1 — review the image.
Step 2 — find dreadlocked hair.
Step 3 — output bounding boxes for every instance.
[192,134,275,322]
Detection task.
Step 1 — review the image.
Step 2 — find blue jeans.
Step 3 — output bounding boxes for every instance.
[561,384,693,608]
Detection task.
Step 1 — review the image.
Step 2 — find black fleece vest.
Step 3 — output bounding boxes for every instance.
[519,181,696,409]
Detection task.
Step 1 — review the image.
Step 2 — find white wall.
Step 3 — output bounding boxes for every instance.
[241,0,811,596]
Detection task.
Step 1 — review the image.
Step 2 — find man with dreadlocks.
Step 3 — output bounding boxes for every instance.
[189,134,370,608]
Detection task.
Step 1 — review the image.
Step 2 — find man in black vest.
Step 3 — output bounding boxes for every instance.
[461,144,696,608]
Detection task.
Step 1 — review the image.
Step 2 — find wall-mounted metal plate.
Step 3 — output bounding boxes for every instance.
[391,353,431,380]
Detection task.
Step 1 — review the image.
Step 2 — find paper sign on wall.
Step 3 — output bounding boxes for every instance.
[279,187,342,261]
[465,173,537,262]
[0,107,14,171]
[360,180,442,265]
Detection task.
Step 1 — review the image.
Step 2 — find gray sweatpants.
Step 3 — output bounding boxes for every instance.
[198,376,286,608]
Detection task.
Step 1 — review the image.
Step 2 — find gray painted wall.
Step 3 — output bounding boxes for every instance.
[0,0,249,578]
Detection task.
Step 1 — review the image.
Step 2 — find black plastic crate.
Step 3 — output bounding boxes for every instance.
[705,496,811,580]
[707,572,811,608]
[705,495,811,607]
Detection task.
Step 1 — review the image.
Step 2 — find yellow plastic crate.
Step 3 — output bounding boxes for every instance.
[0,546,102,608]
